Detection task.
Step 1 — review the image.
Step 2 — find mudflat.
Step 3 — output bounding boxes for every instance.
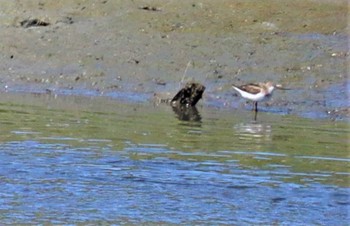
[0,0,348,119]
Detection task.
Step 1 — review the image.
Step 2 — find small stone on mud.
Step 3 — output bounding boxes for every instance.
[154,78,166,86]
[139,6,160,12]
[107,85,119,89]
[20,19,50,28]
[56,16,74,25]
[129,58,140,64]
[45,88,53,94]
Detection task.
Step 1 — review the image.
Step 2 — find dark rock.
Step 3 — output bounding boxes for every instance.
[171,82,205,107]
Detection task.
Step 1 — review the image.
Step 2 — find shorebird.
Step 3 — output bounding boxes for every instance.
[232,82,275,112]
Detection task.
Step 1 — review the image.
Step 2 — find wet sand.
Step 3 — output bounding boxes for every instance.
[0,0,348,120]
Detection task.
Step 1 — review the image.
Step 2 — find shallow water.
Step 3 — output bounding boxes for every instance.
[0,93,349,224]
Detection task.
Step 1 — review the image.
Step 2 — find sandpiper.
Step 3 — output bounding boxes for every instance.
[232,82,275,112]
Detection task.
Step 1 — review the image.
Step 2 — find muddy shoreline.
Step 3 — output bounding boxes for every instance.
[0,0,349,120]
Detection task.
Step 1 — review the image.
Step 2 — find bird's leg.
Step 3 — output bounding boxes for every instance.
[254,102,258,112]
[254,109,258,121]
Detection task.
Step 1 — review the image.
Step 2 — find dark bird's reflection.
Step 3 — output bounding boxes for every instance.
[172,105,202,122]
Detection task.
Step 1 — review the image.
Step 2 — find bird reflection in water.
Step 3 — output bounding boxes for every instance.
[234,121,272,146]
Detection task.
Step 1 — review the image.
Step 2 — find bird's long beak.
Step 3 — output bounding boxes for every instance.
[275,84,292,90]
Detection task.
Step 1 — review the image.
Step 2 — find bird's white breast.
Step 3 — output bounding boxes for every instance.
[233,87,267,101]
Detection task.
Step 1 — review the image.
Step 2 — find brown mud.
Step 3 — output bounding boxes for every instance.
[0,0,348,120]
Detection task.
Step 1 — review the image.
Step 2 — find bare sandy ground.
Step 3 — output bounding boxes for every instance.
[0,0,348,119]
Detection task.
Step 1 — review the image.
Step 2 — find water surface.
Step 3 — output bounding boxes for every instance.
[0,93,349,224]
